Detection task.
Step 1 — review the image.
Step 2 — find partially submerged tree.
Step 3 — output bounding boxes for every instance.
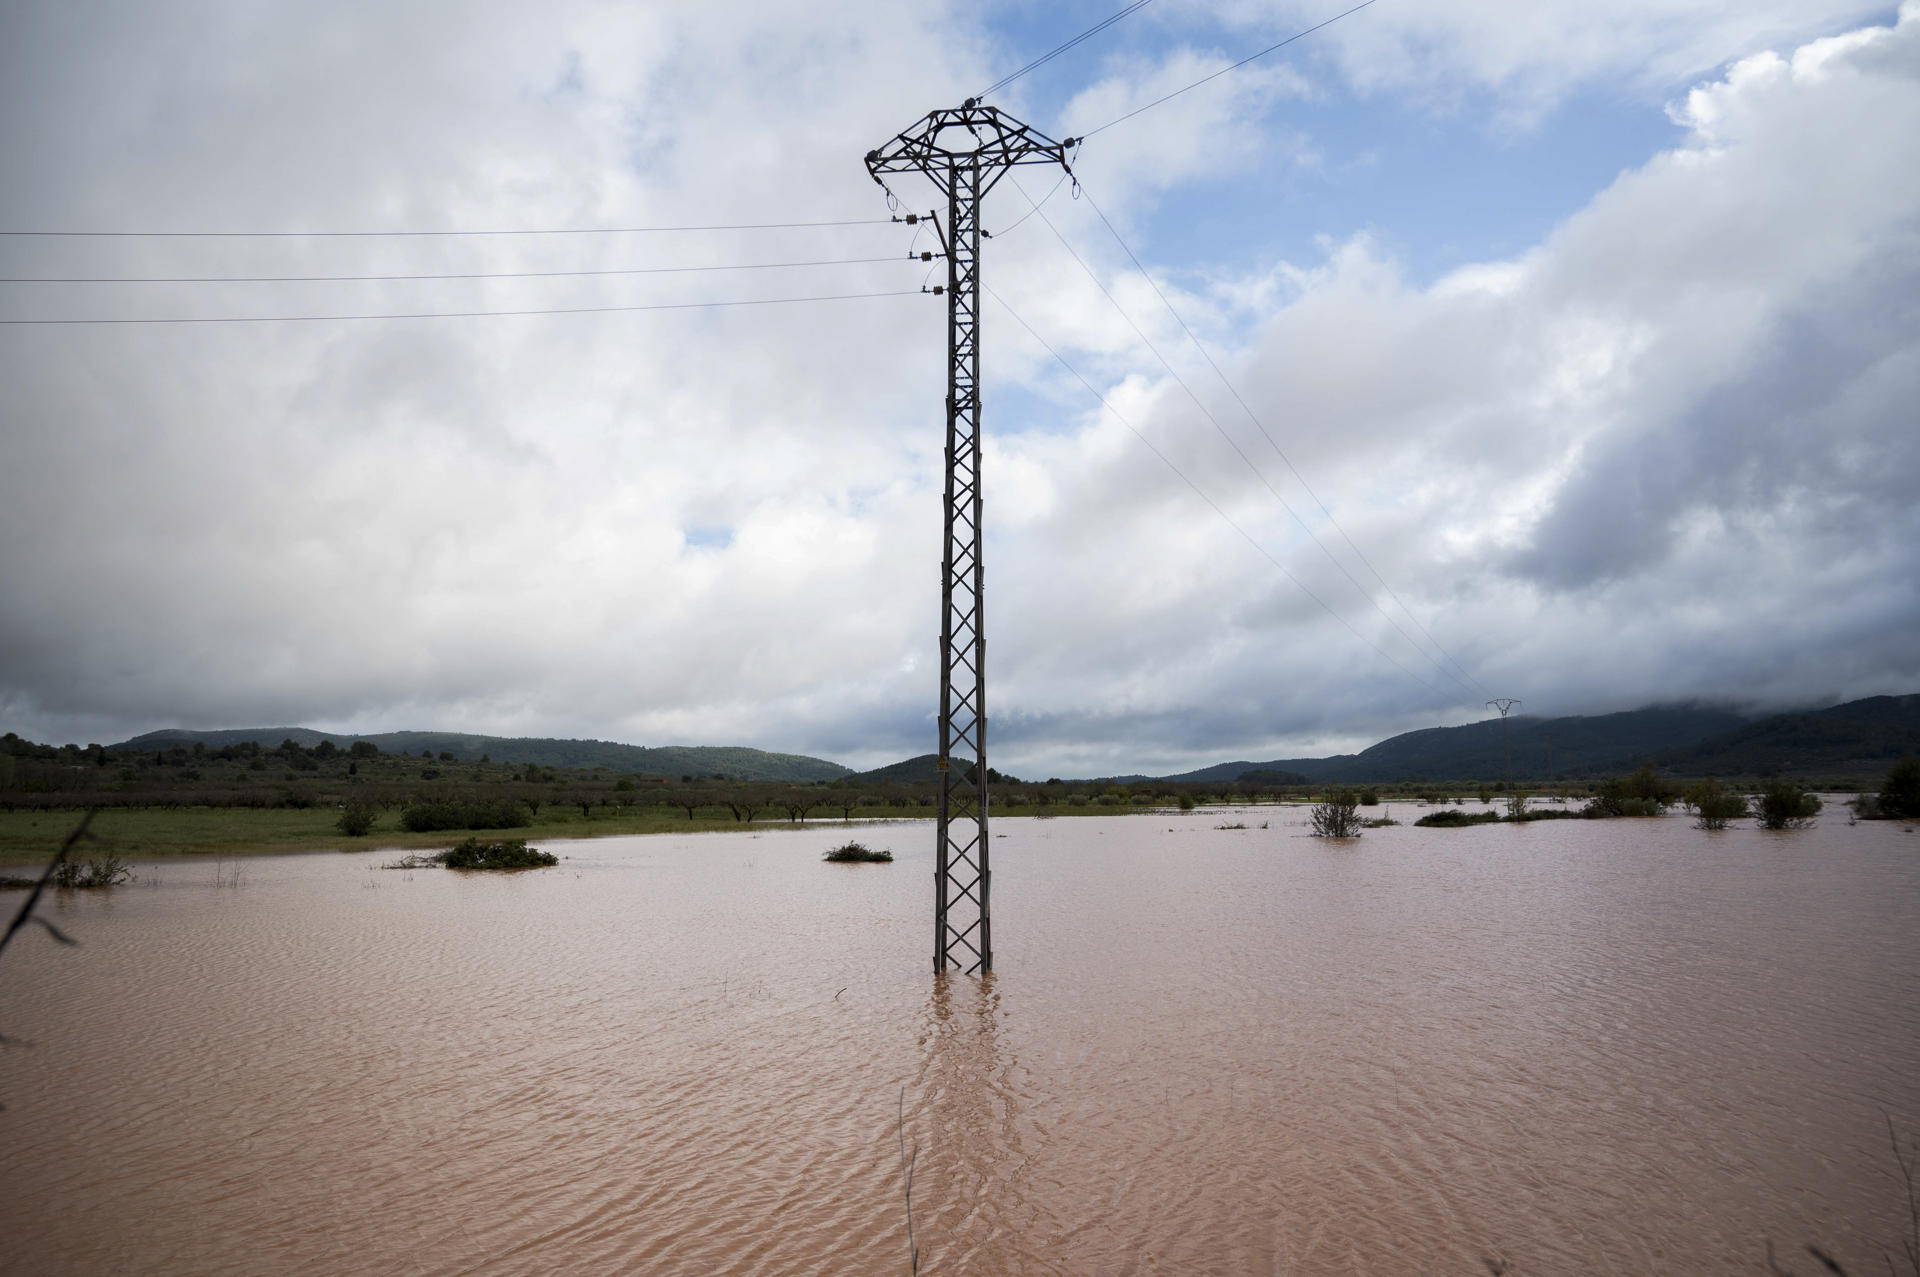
[1755,780,1821,830]
[1310,788,1363,838]
[1685,778,1749,830]
[1878,758,1920,819]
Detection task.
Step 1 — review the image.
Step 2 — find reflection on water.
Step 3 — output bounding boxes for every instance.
[1,811,1917,1275]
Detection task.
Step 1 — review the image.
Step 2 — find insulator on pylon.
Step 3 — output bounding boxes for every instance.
[932,286,945,295]
[920,251,934,261]
[903,213,919,224]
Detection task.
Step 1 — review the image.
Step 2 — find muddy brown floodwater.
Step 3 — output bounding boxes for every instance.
[2,808,1917,1275]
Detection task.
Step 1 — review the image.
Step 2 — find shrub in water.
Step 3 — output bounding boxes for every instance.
[1877,758,1920,819]
[1310,788,1363,838]
[1685,778,1748,830]
[436,838,556,870]
[53,855,132,888]
[823,842,893,863]
[1415,809,1502,827]
[1755,781,1820,830]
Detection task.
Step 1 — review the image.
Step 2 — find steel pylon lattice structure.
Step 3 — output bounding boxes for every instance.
[867,101,1075,974]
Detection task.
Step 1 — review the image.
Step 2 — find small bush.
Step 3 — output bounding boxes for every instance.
[1359,788,1379,806]
[1755,781,1820,830]
[53,854,133,888]
[1363,817,1399,827]
[1685,778,1748,830]
[1177,792,1196,811]
[336,798,377,837]
[437,838,556,870]
[823,842,893,863]
[1584,791,1664,818]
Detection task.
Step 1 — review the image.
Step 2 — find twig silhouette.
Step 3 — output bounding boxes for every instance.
[0,808,96,961]
[0,809,98,1108]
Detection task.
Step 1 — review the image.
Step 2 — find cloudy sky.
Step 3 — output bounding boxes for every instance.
[1,0,1915,776]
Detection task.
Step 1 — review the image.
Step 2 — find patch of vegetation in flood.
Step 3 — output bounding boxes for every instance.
[379,852,443,870]
[1415,809,1503,827]
[52,855,134,888]
[823,842,892,863]
[438,838,557,870]
[1310,789,1364,838]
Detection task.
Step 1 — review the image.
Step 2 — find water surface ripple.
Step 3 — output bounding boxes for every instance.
[2,810,1916,1274]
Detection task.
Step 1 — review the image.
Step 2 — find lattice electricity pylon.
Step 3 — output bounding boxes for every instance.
[1487,698,1522,794]
[866,101,1075,974]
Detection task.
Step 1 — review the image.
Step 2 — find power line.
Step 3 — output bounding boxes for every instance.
[978,0,1158,100]
[985,282,1439,695]
[1073,183,1494,698]
[1080,0,1378,138]
[0,255,923,285]
[1010,176,1483,699]
[0,218,896,239]
[0,287,922,325]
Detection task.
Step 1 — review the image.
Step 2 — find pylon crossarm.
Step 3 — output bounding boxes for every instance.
[865,102,1075,192]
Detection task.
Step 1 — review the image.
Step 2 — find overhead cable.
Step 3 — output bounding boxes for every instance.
[0,218,896,239]
[1074,182,1493,697]
[1080,0,1378,138]
[0,256,922,285]
[978,0,1158,100]
[985,282,1438,695]
[0,288,922,325]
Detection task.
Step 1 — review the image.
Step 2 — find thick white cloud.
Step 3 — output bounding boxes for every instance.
[1192,0,1896,117]
[1,2,1914,774]
[977,9,1920,773]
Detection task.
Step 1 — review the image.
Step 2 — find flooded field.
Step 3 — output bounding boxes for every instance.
[2,808,1916,1275]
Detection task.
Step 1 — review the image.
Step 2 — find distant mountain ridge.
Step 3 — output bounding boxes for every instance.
[113,727,851,783]
[1149,696,1917,785]
[1157,705,1750,785]
[850,694,1918,786]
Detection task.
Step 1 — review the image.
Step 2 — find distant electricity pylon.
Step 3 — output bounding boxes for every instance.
[1487,698,1522,794]
[867,101,1076,975]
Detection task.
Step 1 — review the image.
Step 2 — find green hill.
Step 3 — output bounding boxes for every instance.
[113,727,851,783]
[851,753,943,784]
